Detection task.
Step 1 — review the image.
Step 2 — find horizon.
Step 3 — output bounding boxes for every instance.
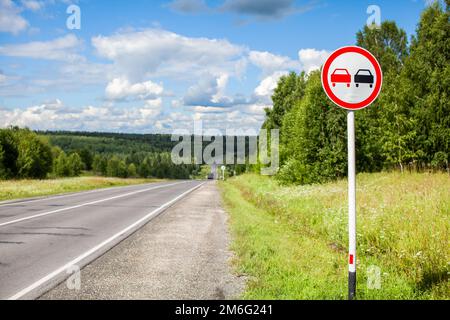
[38,129,260,137]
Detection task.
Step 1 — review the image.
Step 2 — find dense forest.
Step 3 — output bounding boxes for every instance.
[263,2,449,185]
[38,131,177,154]
[0,127,199,180]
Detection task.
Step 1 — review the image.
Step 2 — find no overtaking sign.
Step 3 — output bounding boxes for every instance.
[322,46,383,110]
[321,46,382,300]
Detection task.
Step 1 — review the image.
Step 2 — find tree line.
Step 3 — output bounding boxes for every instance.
[262,2,449,185]
[0,127,198,180]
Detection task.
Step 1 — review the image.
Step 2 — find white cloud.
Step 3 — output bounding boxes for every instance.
[0,34,84,62]
[249,50,300,76]
[241,103,269,115]
[105,77,164,101]
[0,0,29,34]
[142,97,163,109]
[298,48,329,74]
[254,71,288,99]
[183,73,236,107]
[171,99,183,108]
[21,0,43,11]
[0,99,163,132]
[92,28,246,82]
[191,106,228,113]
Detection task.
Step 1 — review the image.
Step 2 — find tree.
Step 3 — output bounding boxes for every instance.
[92,155,108,176]
[127,163,137,178]
[356,21,409,172]
[55,152,70,177]
[117,160,128,178]
[138,157,151,178]
[263,72,307,131]
[51,146,63,174]
[107,156,120,177]
[399,1,450,168]
[79,148,93,170]
[68,153,83,176]
[356,21,408,75]
[15,129,53,179]
[0,128,19,179]
[0,142,4,179]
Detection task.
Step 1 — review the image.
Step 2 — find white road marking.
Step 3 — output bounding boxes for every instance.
[0,181,167,207]
[8,181,205,300]
[0,181,189,228]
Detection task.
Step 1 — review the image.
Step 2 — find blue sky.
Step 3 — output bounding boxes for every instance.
[0,0,431,133]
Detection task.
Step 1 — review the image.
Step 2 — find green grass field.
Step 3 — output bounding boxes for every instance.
[219,172,449,300]
[0,176,162,202]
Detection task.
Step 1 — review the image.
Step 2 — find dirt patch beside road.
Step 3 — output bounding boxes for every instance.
[41,182,245,300]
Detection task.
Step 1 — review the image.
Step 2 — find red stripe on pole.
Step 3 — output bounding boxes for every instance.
[349,254,354,265]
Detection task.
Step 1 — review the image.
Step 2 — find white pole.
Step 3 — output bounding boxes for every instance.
[347,111,357,300]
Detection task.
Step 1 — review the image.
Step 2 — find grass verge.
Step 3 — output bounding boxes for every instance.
[219,172,449,300]
[0,176,163,202]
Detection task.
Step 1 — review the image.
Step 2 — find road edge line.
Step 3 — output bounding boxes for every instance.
[0,181,168,207]
[0,181,189,228]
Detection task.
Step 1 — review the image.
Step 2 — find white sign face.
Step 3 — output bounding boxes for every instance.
[327,53,377,103]
[322,46,383,110]
[221,166,226,171]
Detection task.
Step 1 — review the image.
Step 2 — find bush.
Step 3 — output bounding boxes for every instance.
[431,152,448,171]
[0,127,53,179]
[0,129,19,179]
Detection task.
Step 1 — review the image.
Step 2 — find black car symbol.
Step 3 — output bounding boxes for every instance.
[354,69,374,88]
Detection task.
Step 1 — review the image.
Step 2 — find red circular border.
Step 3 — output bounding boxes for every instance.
[321,46,383,110]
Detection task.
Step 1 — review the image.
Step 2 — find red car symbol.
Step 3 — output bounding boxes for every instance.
[331,68,351,87]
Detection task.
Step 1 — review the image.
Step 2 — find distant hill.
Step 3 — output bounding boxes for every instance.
[38,131,257,157]
[38,131,177,155]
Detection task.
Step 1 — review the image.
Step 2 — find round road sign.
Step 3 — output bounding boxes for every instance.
[321,46,383,110]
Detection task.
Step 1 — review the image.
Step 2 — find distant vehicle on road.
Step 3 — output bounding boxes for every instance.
[331,68,351,87]
[354,69,374,88]
[207,174,214,180]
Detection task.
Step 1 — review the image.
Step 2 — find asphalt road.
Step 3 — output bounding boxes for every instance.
[41,182,244,300]
[0,180,204,300]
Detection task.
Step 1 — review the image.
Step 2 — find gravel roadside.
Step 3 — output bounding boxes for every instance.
[40,181,245,300]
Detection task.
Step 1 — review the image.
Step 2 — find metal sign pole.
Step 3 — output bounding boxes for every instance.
[221,166,226,181]
[347,111,357,300]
